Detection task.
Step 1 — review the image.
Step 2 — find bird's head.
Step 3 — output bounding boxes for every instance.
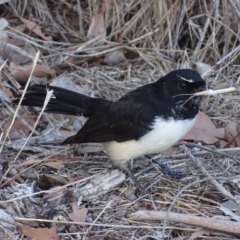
[163,69,206,96]
[153,69,210,118]
[159,69,208,106]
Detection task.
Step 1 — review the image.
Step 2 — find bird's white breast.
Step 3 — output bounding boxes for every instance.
[103,115,197,165]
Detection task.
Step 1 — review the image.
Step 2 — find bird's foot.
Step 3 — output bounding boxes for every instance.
[152,159,185,179]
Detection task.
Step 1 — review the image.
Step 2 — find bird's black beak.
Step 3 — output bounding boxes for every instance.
[195,84,212,93]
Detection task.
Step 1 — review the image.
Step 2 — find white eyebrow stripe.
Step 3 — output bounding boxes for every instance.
[177,75,194,83]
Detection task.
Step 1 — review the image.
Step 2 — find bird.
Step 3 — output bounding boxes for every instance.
[13,69,207,170]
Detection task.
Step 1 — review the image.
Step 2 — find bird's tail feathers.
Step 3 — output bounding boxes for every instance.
[13,85,111,117]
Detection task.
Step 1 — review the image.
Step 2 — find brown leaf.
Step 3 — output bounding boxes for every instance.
[16,156,65,170]
[37,174,68,190]
[160,146,178,156]
[3,115,36,140]
[87,13,106,40]
[15,159,40,169]
[224,122,240,147]
[20,17,52,41]
[68,203,88,227]
[10,62,55,84]
[183,111,225,144]
[195,61,212,77]
[0,86,12,102]
[189,229,211,240]
[0,85,13,99]
[8,37,25,47]
[40,161,65,170]
[18,225,58,240]
[12,24,26,33]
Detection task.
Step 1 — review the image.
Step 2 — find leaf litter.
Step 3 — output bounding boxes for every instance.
[0,1,240,239]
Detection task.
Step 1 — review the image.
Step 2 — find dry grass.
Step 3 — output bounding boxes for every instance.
[0,0,240,239]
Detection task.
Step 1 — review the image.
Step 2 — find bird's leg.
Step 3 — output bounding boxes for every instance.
[122,160,146,194]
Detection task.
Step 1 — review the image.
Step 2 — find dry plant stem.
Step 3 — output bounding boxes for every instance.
[183,146,237,203]
[1,100,39,136]
[12,88,53,163]
[161,176,240,236]
[13,217,192,231]
[84,200,112,238]
[0,147,69,188]
[159,147,240,160]
[0,51,40,154]
[180,142,240,162]
[193,87,236,96]
[0,51,41,185]
[0,59,7,71]
[192,5,211,59]
[0,217,20,226]
[128,210,240,234]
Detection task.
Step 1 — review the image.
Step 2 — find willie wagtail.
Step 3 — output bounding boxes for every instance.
[13,69,207,166]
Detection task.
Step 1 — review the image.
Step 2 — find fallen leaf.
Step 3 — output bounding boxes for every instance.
[224,122,240,147]
[12,24,26,33]
[18,225,58,240]
[15,159,40,169]
[195,61,212,77]
[87,13,106,40]
[183,111,225,145]
[3,115,37,140]
[40,161,65,170]
[0,78,13,101]
[161,146,178,156]
[8,37,25,46]
[68,202,88,227]
[10,62,55,84]
[123,186,137,200]
[20,17,52,41]
[50,75,88,95]
[0,86,11,102]
[103,50,127,65]
[37,174,68,190]
[189,229,211,240]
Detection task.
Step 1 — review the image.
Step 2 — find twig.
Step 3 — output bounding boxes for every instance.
[193,87,236,96]
[0,51,41,154]
[183,146,237,202]
[129,210,240,234]
[180,142,240,162]
[161,175,240,236]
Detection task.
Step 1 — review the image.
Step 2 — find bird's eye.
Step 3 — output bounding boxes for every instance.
[179,82,187,88]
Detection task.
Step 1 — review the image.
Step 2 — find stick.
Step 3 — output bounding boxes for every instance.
[194,87,236,96]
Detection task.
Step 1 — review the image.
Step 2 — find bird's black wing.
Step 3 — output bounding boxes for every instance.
[62,100,156,144]
[62,81,170,144]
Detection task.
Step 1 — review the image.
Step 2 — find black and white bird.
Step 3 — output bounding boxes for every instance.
[14,69,207,166]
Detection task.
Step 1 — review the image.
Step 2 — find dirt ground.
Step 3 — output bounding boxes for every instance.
[0,0,240,239]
